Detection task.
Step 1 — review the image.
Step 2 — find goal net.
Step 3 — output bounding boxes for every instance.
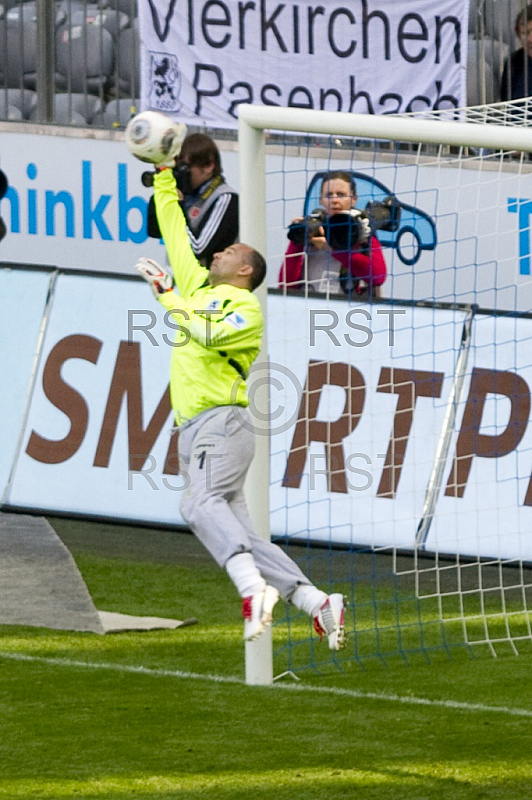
[239,99,532,677]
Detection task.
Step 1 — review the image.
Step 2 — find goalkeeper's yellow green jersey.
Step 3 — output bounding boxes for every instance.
[153,168,263,426]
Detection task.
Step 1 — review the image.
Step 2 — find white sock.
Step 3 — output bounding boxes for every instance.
[291,584,328,618]
[225,552,266,598]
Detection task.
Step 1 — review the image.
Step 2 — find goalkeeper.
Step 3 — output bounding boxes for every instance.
[135,163,345,650]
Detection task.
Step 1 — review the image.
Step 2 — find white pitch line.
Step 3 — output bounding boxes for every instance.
[1,650,532,719]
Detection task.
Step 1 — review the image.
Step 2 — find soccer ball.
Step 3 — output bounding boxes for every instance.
[125,111,187,165]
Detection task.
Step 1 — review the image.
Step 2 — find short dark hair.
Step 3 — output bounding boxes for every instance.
[515,4,532,35]
[180,133,221,175]
[320,170,357,195]
[246,248,267,291]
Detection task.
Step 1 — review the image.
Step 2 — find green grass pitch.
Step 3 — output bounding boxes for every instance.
[0,517,531,800]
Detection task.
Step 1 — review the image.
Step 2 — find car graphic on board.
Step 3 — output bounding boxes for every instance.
[303,170,437,266]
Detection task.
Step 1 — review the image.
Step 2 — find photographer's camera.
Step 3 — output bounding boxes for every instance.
[140,160,192,195]
[287,209,326,246]
[287,196,401,250]
[365,195,401,233]
[288,208,366,251]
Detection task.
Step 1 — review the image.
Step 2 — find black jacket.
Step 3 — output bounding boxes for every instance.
[147,176,239,268]
[500,48,532,101]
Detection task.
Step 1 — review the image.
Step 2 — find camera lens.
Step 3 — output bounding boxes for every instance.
[326,213,360,251]
[141,171,154,188]
[174,163,192,194]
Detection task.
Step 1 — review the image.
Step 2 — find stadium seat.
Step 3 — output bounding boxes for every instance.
[29,93,103,125]
[484,0,523,47]
[0,2,66,89]
[467,37,497,105]
[57,0,105,18]
[111,21,139,97]
[102,97,138,127]
[70,4,130,41]
[62,92,103,125]
[0,102,22,120]
[55,21,114,95]
[0,0,27,14]
[0,87,37,119]
[480,35,510,85]
[105,0,137,18]
[469,0,482,37]
[0,0,36,8]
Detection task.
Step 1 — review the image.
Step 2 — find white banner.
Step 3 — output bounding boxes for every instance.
[140,0,469,128]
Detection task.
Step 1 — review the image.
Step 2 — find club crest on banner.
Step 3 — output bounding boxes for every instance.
[149,52,181,112]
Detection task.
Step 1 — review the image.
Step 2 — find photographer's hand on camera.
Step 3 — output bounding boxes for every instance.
[287,210,326,247]
[305,218,328,251]
[309,229,328,250]
[350,209,371,246]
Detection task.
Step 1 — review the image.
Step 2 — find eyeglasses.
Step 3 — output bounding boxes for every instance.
[321,191,353,199]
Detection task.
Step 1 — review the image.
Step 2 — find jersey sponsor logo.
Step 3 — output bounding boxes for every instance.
[225,312,247,330]
[206,299,222,311]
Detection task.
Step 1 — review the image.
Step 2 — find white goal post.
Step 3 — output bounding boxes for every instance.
[239,102,532,685]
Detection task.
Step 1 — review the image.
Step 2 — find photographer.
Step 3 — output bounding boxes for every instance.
[279,171,387,298]
[501,5,532,103]
[147,133,238,267]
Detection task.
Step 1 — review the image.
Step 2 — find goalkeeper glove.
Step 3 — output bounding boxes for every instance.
[135,257,173,299]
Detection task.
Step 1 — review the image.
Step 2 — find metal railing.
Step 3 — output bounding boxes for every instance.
[0,0,139,127]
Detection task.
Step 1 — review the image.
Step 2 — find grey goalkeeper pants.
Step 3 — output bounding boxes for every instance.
[177,405,311,601]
